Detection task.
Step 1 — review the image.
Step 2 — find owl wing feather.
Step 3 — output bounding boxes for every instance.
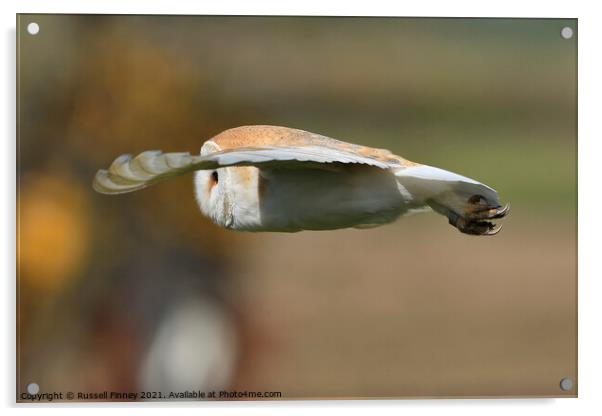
[93,146,392,194]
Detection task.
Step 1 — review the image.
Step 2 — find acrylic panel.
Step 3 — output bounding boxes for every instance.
[16,15,577,402]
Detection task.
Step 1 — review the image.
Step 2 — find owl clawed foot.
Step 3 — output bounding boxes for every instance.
[428,199,509,236]
[451,203,509,236]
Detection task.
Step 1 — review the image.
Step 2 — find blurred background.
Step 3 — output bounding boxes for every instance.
[16,15,576,399]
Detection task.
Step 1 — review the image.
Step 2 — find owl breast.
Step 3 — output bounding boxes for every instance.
[229,165,409,232]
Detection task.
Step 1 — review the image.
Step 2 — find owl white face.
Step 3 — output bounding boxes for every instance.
[193,141,264,230]
[193,168,232,228]
[194,165,264,230]
[193,141,232,228]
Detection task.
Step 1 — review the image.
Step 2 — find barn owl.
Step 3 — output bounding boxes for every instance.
[93,125,508,235]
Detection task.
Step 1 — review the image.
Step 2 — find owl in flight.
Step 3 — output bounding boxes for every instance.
[94,125,508,235]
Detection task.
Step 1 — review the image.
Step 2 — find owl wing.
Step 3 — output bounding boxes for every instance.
[93,146,392,194]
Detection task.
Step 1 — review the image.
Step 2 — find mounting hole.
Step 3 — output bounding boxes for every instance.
[560,26,573,40]
[27,22,40,35]
[26,382,40,394]
[559,377,573,391]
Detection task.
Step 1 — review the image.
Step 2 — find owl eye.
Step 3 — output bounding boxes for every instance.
[208,171,219,191]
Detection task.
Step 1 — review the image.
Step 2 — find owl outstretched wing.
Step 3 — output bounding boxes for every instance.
[93,146,392,194]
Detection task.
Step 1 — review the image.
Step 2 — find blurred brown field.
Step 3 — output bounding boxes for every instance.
[17,15,576,400]
[231,213,576,397]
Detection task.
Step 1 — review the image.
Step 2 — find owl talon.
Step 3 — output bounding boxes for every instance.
[470,203,510,220]
[484,223,503,235]
[492,204,510,219]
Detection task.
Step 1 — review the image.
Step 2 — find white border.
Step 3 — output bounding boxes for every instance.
[3,1,600,415]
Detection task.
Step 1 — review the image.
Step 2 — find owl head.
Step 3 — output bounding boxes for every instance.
[193,140,261,230]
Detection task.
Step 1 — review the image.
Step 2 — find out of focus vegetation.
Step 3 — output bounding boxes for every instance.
[17,15,576,400]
